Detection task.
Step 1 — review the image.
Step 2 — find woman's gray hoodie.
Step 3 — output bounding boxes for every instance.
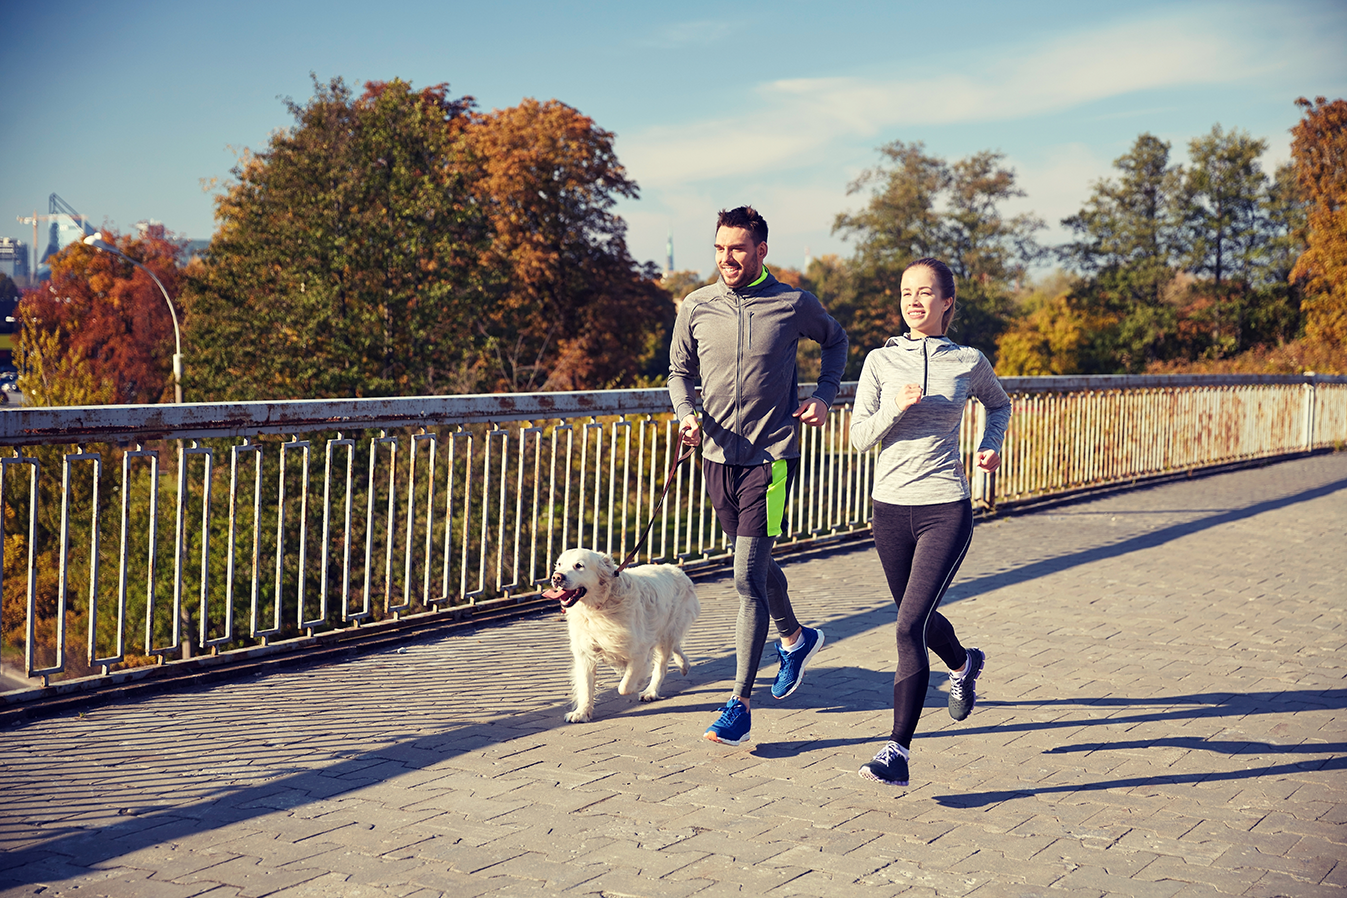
[850,334,1011,505]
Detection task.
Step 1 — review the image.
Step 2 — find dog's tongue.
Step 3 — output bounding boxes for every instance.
[542,587,583,609]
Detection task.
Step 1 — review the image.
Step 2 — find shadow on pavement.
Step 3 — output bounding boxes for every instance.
[932,755,1347,809]
[928,686,1347,808]
[948,476,1347,601]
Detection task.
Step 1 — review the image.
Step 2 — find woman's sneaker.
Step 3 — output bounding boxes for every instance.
[948,647,985,721]
[704,698,751,745]
[859,741,909,786]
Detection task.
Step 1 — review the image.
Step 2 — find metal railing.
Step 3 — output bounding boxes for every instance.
[2,374,1344,697]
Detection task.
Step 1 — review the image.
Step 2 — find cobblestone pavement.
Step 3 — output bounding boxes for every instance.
[1,453,1344,898]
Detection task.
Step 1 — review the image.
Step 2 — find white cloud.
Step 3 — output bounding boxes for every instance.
[640,19,739,48]
[616,1,1344,272]
[620,9,1279,188]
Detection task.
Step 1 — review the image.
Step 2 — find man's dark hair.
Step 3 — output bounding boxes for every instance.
[716,206,768,244]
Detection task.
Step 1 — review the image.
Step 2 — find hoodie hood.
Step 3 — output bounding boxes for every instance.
[884,334,957,352]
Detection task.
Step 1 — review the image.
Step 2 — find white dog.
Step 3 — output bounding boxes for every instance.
[545,548,700,723]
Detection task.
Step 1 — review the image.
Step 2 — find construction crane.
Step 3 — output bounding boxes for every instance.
[15,193,97,280]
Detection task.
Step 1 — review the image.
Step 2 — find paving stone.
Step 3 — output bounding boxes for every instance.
[768,868,909,897]
[264,871,441,898]
[1242,870,1347,898]
[171,855,326,897]
[1054,864,1185,897]
[460,851,603,890]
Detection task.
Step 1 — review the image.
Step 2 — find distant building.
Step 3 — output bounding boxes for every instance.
[0,238,28,282]
[0,282,17,368]
[664,231,674,277]
[41,217,90,266]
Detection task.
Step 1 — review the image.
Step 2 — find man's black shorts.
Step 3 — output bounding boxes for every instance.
[703,458,797,540]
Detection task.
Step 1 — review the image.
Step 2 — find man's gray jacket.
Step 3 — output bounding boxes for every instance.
[667,271,848,466]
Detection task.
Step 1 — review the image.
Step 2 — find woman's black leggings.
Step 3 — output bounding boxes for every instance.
[871,498,974,748]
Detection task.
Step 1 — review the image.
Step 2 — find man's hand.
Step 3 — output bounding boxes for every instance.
[976,449,1001,473]
[678,414,702,446]
[891,383,923,414]
[792,396,828,427]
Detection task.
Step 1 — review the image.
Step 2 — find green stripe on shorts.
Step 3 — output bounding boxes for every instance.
[766,458,788,538]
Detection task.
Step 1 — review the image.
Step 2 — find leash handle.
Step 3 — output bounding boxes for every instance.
[616,442,696,573]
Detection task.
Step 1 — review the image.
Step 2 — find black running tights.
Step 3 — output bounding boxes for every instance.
[871,499,973,748]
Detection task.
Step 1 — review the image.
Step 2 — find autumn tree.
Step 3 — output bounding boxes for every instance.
[463,99,671,392]
[658,270,716,307]
[832,141,1043,363]
[186,78,672,401]
[995,273,1118,376]
[1290,96,1347,347]
[17,226,183,405]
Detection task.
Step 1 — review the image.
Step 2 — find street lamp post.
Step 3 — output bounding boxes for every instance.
[83,234,183,403]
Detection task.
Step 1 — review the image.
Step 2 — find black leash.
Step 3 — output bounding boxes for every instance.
[616,443,697,573]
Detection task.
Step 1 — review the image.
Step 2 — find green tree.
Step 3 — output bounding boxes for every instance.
[1180,126,1269,287]
[832,141,1043,363]
[1061,134,1179,304]
[1058,134,1182,371]
[1237,162,1308,349]
[185,77,488,401]
[1175,125,1311,359]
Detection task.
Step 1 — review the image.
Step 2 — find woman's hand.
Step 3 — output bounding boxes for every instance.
[976,449,1001,473]
[891,383,923,414]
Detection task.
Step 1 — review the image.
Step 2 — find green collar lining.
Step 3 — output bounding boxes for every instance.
[747,265,770,288]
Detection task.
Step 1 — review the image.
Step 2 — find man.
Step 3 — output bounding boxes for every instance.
[667,206,848,745]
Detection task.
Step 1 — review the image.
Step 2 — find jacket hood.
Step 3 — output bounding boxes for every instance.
[883,334,957,352]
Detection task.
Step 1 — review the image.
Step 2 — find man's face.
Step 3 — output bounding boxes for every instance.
[715,226,767,290]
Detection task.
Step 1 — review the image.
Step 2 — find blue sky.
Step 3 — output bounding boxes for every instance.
[3,0,1344,280]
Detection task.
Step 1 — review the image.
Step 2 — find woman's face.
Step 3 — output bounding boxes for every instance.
[900,265,952,338]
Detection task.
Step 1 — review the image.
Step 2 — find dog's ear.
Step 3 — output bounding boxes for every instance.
[599,553,618,580]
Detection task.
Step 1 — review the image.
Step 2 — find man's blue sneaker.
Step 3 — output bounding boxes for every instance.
[704,698,751,745]
[771,626,825,700]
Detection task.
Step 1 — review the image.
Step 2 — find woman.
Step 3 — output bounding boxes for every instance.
[849,257,1011,787]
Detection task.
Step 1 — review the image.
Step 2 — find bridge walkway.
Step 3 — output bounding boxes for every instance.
[1,453,1344,897]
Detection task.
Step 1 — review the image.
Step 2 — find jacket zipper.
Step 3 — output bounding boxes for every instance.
[734,291,743,463]
[922,338,930,396]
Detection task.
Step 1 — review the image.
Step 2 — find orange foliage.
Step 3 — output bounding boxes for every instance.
[1145,338,1347,375]
[1290,97,1347,346]
[21,226,184,404]
[464,99,670,391]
